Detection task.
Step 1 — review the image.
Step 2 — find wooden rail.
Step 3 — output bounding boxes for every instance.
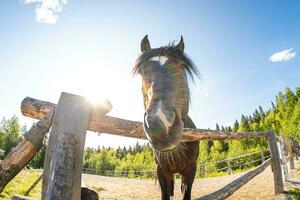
[196,158,272,200]
[21,96,269,141]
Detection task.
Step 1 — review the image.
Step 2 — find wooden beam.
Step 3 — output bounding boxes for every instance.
[278,136,288,181]
[196,158,271,200]
[292,138,300,156]
[21,96,268,141]
[25,173,43,196]
[0,112,53,193]
[267,131,284,194]
[13,195,36,200]
[41,92,92,200]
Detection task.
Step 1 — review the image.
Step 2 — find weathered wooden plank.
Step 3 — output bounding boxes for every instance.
[292,138,300,156]
[21,96,269,141]
[196,158,271,200]
[267,131,284,194]
[289,155,295,170]
[41,92,92,200]
[0,112,53,193]
[13,195,36,200]
[278,136,288,181]
[25,173,43,195]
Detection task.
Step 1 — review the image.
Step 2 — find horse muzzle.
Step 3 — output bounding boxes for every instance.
[143,108,183,152]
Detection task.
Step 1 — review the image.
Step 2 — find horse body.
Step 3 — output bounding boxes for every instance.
[133,35,199,200]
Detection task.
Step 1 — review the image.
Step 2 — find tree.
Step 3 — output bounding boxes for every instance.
[252,109,261,123]
[289,98,300,140]
[239,115,250,131]
[233,120,239,132]
[0,116,23,156]
[215,123,220,131]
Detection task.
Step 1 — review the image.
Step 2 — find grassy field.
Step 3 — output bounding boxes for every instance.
[0,170,42,200]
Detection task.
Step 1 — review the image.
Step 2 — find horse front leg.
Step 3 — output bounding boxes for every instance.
[170,178,174,197]
[157,166,171,200]
[182,163,197,200]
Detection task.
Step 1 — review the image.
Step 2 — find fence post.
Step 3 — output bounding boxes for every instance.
[278,136,288,181]
[289,155,295,170]
[260,151,265,163]
[200,164,205,178]
[227,160,232,175]
[292,138,299,160]
[41,92,92,200]
[267,131,284,194]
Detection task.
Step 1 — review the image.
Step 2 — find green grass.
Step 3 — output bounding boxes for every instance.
[0,169,42,200]
[288,188,300,200]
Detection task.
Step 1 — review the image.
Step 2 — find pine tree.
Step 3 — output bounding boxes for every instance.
[290,98,300,140]
[295,87,300,100]
[215,123,220,131]
[239,115,251,131]
[252,109,261,123]
[259,106,265,117]
[233,120,239,132]
[271,101,276,111]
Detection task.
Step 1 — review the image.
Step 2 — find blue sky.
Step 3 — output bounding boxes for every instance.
[0,1,299,148]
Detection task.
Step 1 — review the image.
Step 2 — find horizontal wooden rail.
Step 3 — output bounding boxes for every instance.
[21,96,269,141]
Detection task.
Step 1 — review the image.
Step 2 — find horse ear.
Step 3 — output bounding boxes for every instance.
[176,36,184,52]
[141,35,151,52]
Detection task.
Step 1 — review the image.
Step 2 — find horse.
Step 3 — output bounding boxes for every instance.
[132,35,200,200]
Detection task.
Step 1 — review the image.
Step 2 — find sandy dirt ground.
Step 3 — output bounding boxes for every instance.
[82,160,299,200]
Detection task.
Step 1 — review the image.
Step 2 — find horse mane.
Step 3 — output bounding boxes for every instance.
[132,43,200,82]
[132,43,200,103]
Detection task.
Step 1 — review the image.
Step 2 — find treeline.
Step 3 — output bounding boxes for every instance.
[83,143,156,178]
[1,87,299,177]
[200,87,300,167]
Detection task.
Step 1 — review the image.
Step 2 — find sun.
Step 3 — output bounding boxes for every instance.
[84,92,113,115]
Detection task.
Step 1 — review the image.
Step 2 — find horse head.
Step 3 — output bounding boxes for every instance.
[133,35,199,152]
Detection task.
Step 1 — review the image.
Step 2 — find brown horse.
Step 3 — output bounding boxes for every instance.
[132,35,200,200]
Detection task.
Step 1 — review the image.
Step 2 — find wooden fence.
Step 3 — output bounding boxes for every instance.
[0,92,299,200]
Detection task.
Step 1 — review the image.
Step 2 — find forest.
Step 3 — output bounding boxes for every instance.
[1,87,299,178]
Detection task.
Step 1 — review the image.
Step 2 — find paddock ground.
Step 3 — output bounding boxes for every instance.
[82,160,300,200]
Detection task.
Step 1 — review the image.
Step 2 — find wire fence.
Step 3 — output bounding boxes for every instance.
[82,149,271,179]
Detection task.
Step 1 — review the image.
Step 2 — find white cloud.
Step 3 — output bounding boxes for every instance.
[269,48,296,62]
[24,0,67,24]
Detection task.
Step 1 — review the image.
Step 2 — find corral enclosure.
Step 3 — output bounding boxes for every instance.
[0,92,300,200]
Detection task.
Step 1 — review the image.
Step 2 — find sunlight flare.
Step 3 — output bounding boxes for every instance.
[85,92,113,115]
